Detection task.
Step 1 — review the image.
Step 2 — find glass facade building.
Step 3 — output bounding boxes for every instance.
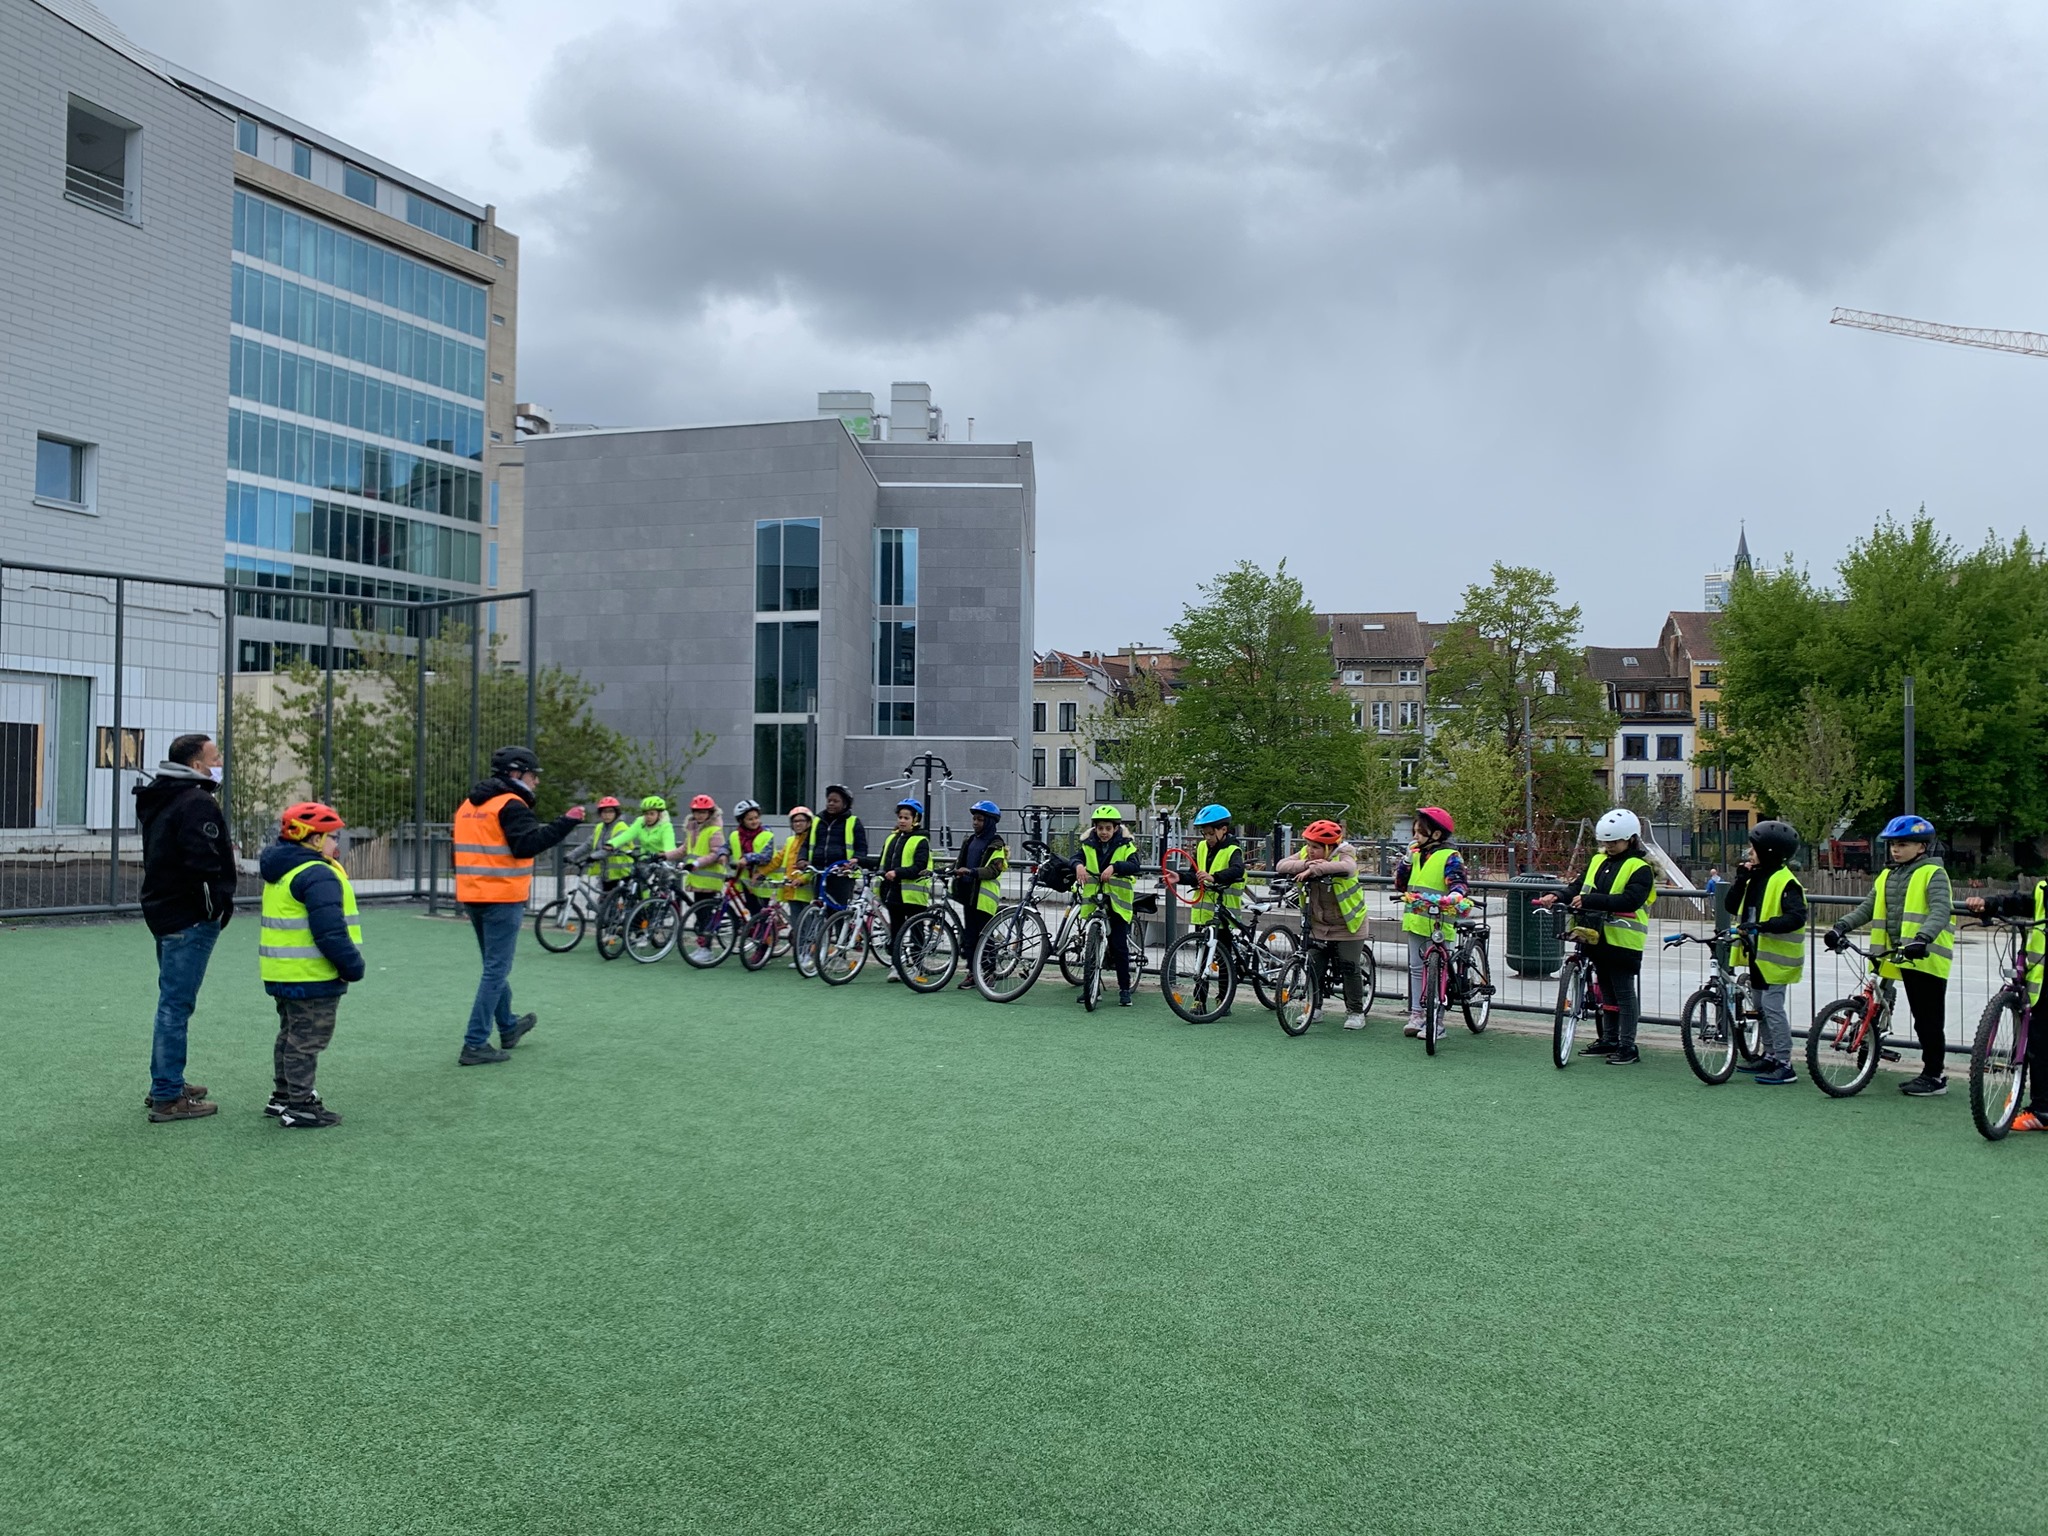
[225,189,492,652]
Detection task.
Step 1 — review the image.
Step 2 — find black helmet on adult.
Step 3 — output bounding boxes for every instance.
[491,745,541,777]
[1749,820,1798,862]
[823,783,852,806]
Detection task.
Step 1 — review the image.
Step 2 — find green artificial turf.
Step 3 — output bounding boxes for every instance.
[1,907,2037,1534]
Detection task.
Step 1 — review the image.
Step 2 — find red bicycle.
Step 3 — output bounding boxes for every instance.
[1806,940,1908,1097]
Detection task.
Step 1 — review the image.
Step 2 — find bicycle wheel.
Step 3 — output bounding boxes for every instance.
[793,905,828,979]
[594,887,633,961]
[894,910,960,992]
[1680,984,1738,1084]
[624,898,679,964]
[1058,910,1088,987]
[1422,949,1444,1056]
[819,910,869,985]
[1163,930,1235,1024]
[680,899,741,969]
[531,897,585,953]
[974,906,1050,1003]
[1971,987,2028,1141]
[1250,926,1296,1011]
[1552,964,1584,1068]
[1735,994,1768,1064]
[1807,997,1881,1097]
[1461,946,1492,1033]
[1275,953,1319,1036]
[739,908,781,971]
[1081,920,1105,1011]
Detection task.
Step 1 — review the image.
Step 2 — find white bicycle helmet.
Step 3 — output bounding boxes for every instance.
[1594,808,1642,842]
[733,799,762,817]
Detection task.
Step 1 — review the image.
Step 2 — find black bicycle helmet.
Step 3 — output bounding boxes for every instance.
[1749,819,1798,862]
[491,745,541,777]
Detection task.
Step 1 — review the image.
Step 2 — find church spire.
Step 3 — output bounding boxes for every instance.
[1733,522,1752,573]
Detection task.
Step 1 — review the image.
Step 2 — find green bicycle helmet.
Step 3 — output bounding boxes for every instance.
[1090,805,1121,822]
[640,795,667,811]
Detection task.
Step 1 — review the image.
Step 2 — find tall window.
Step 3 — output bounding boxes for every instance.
[1058,702,1078,733]
[1370,701,1394,732]
[1619,690,1645,712]
[1058,748,1078,787]
[756,519,821,612]
[875,527,918,605]
[1397,700,1421,729]
[874,621,916,687]
[753,725,811,814]
[874,528,917,735]
[1032,749,1047,787]
[1399,757,1419,788]
[1698,704,1718,731]
[65,99,138,220]
[1033,701,1047,733]
[754,622,819,713]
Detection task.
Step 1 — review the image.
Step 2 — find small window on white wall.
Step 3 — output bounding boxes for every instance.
[65,99,140,220]
[35,436,93,510]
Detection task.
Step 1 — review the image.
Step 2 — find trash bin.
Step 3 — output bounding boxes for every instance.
[1506,873,1567,977]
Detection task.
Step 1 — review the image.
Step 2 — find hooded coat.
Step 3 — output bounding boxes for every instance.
[133,762,237,936]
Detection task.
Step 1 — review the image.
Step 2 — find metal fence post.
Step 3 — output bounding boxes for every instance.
[220,579,235,846]
[413,608,428,902]
[469,612,482,787]
[526,590,538,748]
[108,576,124,906]
[322,600,335,804]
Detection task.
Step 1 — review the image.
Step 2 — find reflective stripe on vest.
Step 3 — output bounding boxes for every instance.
[1330,870,1368,934]
[969,842,1007,915]
[2029,883,2047,1007]
[259,856,361,983]
[1079,837,1138,922]
[684,821,724,891]
[1192,838,1242,925]
[806,813,860,871]
[453,792,531,903]
[1402,846,1456,937]
[597,820,635,879]
[1871,862,1954,979]
[1584,853,1655,952]
[1752,866,1805,985]
[884,831,930,907]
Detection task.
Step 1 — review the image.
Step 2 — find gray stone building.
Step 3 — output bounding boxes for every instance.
[522,389,1035,833]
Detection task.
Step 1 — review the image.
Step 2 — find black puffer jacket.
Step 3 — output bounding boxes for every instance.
[134,764,237,936]
[464,776,580,859]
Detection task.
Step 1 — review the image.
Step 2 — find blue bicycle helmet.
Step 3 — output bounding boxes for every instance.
[897,798,925,817]
[1880,814,1936,841]
[1191,803,1231,827]
[970,799,1000,820]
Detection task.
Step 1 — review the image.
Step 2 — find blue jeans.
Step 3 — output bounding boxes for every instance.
[465,901,524,1051]
[151,919,222,1103]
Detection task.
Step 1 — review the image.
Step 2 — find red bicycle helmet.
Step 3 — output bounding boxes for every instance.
[1415,806,1456,837]
[690,794,716,811]
[281,801,346,841]
[596,795,621,810]
[1302,819,1345,846]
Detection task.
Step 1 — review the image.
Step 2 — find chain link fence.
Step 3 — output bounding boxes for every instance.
[1,559,533,918]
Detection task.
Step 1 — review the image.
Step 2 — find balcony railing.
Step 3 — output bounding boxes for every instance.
[64,163,127,217]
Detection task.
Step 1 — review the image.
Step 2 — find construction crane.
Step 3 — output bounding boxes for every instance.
[1830,307,2048,359]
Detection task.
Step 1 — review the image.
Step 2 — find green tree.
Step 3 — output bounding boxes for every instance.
[1744,685,1884,852]
[1414,728,1523,844]
[1089,561,1379,832]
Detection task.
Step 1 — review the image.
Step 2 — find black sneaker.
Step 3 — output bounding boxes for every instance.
[500,1013,538,1050]
[1754,1061,1798,1086]
[1901,1073,1948,1097]
[458,1045,511,1066]
[1606,1046,1642,1065]
[1580,1040,1617,1057]
[1118,989,1134,1007]
[276,1102,341,1129]
[1734,1058,1769,1073]
[265,1089,320,1119]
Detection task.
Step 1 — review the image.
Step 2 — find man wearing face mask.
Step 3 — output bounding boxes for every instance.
[134,732,238,1122]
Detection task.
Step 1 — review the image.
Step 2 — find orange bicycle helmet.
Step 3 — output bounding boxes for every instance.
[1302,819,1344,846]
[596,796,621,810]
[281,801,345,841]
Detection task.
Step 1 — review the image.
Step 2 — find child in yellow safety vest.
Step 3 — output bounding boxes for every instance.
[726,799,779,915]
[1275,818,1371,1029]
[1966,877,2048,1131]
[879,799,932,980]
[1722,820,1807,1085]
[1827,814,1955,1097]
[257,801,364,1130]
[1393,805,1471,1041]
[1533,808,1658,1065]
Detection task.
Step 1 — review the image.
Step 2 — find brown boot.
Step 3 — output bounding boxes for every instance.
[147,1094,219,1123]
[141,1083,209,1110]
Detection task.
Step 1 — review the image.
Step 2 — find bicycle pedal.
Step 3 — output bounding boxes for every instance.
[1879,1048,1902,1063]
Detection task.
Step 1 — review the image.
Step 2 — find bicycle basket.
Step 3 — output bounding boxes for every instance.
[1039,854,1077,893]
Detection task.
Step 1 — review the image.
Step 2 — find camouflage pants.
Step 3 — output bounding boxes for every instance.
[273,995,340,1103]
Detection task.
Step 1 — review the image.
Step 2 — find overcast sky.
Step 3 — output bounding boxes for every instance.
[101,0,2048,648]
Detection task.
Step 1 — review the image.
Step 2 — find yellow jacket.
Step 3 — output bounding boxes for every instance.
[770,835,815,901]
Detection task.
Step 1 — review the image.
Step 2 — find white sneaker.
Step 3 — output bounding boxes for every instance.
[1403,1017,1423,1037]
[1342,1013,1367,1031]
[1305,1008,1323,1025]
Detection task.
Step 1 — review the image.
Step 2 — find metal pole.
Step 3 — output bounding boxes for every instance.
[322,601,335,804]
[108,577,124,906]
[413,608,428,902]
[1521,693,1536,868]
[1902,674,1915,815]
[525,592,538,748]
[221,580,236,851]
[469,610,482,788]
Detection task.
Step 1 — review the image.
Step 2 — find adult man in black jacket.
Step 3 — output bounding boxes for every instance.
[133,733,237,1122]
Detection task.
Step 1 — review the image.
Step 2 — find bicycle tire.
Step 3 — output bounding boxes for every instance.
[1082,919,1105,1012]
[1058,909,1088,987]
[894,909,961,992]
[973,906,1050,1003]
[1163,930,1235,1024]
[1275,953,1319,1036]
[624,897,679,964]
[793,905,828,979]
[1735,997,1767,1065]
[680,899,741,969]
[1680,984,1738,1084]
[531,898,585,954]
[1552,964,1583,1068]
[1461,945,1491,1032]
[594,887,634,961]
[1250,926,1296,1011]
[1971,987,2028,1141]
[819,910,869,985]
[739,908,781,972]
[1423,950,1444,1056]
[1807,996,1881,1097]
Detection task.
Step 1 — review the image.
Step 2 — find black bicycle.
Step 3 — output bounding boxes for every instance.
[1661,930,1769,1084]
[1159,886,1298,1024]
[891,874,965,992]
[971,840,1064,1003]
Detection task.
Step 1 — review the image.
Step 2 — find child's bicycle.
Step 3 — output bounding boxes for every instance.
[1407,894,1493,1056]
[1158,882,1299,1024]
[1806,938,1909,1097]
[681,871,759,970]
[812,863,895,985]
[1660,929,1770,1084]
[1270,878,1365,1037]
[738,896,796,972]
[891,873,967,991]
[532,851,604,953]
[970,840,1065,1003]
[1539,906,1607,1069]
[1965,914,2040,1139]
